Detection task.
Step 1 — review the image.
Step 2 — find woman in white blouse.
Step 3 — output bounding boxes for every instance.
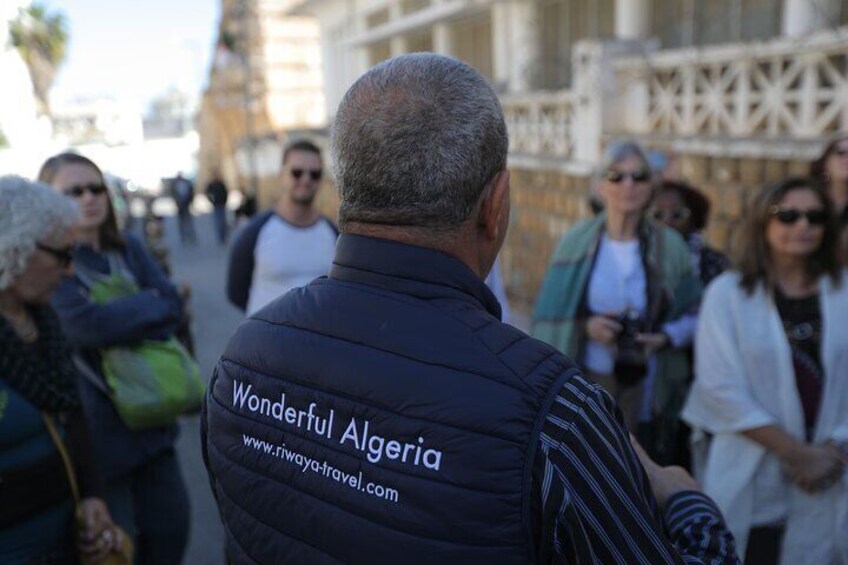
[683,177,848,564]
[533,141,701,466]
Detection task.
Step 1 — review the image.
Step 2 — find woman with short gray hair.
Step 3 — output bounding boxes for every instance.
[532,140,702,466]
[0,175,125,563]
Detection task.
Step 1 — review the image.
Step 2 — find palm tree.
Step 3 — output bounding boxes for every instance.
[9,3,68,116]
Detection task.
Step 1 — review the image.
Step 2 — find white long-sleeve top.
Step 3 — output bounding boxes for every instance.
[682,271,848,563]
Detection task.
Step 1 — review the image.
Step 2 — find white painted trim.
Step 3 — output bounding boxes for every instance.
[344,0,495,46]
[507,154,594,176]
[616,135,826,160]
[614,26,848,70]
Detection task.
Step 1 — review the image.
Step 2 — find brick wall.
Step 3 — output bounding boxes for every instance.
[500,169,591,314]
[677,153,812,255]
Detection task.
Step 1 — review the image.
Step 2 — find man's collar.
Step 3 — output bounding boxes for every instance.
[329,233,502,319]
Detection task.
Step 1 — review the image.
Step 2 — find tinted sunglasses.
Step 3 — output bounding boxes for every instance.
[604,170,651,184]
[649,208,691,222]
[37,242,73,268]
[64,183,107,198]
[768,206,828,226]
[291,168,322,181]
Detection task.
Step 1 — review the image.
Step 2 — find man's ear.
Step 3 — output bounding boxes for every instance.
[478,170,510,241]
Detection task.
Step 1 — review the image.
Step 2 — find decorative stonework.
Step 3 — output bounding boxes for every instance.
[501,90,575,160]
[614,28,848,140]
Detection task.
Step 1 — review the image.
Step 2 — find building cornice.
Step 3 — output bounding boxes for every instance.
[347,0,496,46]
[280,0,326,16]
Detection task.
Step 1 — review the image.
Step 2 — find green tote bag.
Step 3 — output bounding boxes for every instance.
[76,252,203,430]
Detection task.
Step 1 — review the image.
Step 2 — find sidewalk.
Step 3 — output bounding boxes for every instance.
[165,212,241,564]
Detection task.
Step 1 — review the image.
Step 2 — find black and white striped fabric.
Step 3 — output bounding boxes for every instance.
[534,374,738,564]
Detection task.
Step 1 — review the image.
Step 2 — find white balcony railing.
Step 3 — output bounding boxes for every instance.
[501,90,575,160]
[614,27,848,140]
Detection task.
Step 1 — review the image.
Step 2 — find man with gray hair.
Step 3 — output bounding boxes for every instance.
[202,54,739,563]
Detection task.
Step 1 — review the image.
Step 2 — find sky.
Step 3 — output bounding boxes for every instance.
[40,0,220,114]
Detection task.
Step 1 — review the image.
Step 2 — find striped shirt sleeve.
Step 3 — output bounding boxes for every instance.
[534,374,739,564]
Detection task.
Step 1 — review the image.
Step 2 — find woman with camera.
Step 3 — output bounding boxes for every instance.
[532,141,701,465]
[682,177,848,564]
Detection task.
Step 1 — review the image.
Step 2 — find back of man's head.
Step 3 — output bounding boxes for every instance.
[331,53,508,233]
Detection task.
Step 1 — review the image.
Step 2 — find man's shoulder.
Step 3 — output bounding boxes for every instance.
[237,276,579,381]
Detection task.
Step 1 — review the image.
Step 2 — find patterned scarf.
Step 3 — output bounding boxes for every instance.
[0,304,80,415]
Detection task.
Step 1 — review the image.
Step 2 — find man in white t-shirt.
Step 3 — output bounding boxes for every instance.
[227,140,338,315]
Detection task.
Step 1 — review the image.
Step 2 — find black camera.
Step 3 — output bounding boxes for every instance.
[613,310,648,388]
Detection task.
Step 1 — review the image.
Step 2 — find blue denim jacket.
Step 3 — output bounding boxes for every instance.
[52,232,182,480]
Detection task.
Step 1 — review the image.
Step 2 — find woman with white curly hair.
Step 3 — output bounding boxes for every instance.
[0,175,124,563]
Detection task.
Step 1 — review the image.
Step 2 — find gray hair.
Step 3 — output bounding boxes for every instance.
[591,140,652,197]
[0,175,79,290]
[331,53,508,230]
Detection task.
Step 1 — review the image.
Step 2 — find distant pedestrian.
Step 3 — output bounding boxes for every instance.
[170,172,197,244]
[206,173,229,244]
[226,140,337,315]
[233,189,257,227]
[683,177,848,564]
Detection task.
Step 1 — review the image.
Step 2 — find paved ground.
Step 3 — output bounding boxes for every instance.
[163,211,241,564]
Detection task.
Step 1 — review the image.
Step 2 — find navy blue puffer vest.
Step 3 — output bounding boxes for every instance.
[203,235,576,564]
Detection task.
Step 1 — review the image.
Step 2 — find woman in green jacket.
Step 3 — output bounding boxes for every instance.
[532,141,702,465]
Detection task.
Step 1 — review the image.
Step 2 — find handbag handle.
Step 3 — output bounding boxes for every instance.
[43,413,134,565]
[42,413,81,506]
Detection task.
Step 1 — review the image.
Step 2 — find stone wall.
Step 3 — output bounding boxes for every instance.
[500,169,591,314]
[676,153,812,254]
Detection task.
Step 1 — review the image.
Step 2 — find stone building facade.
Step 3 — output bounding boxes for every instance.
[198,0,325,201]
[207,0,848,316]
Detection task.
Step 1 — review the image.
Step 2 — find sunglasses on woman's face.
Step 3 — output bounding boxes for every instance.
[37,242,73,268]
[63,183,107,198]
[768,206,828,226]
[291,168,322,181]
[604,170,651,184]
[649,208,691,222]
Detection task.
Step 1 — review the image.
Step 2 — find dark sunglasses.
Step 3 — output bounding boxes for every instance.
[604,170,651,184]
[37,242,73,268]
[64,183,107,198]
[291,168,322,181]
[649,207,691,222]
[768,206,828,226]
